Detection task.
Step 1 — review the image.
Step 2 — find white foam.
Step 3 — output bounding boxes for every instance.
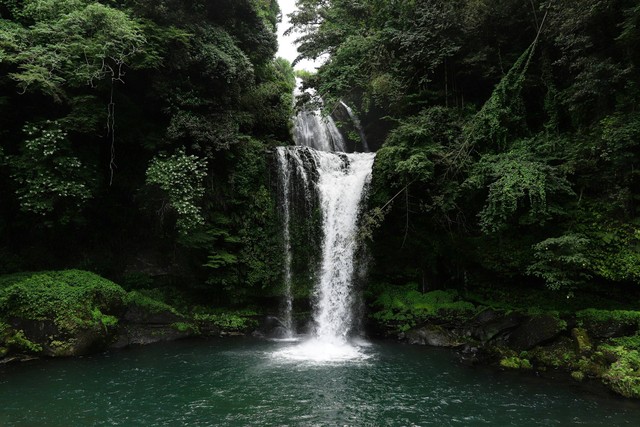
[271,338,371,364]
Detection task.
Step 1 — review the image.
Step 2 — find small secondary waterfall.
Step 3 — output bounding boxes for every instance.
[293,110,347,152]
[275,149,294,336]
[339,100,370,153]
[275,91,375,360]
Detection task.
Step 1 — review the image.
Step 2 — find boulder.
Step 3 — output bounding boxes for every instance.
[7,318,115,357]
[507,315,566,351]
[405,324,462,347]
[466,310,523,343]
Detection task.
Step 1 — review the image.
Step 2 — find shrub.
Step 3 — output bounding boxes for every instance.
[368,283,477,333]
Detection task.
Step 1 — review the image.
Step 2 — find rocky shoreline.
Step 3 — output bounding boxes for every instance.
[370,306,640,399]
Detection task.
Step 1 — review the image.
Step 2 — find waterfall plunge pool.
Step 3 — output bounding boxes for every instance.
[2,338,639,426]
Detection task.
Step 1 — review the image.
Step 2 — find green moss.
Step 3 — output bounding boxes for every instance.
[194,311,258,332]
[572,328,592,354]
[5,329,42,354]
[571,371,585,381]
[530,337,578,369]
[0,270,126,341]
[601,345,640,398]
[91,308,118,331]
[500,356,532,370]
[577,309,640,327]
[171,322,199,334]
[49,339,75,356]
[610,334,640,351]
[124,290,181,316]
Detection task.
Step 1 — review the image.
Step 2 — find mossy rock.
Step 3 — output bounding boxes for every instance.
[467,309,523,343]
[0,270,126,357]
[405,324,463,347]
[500,356,532,370]
[571,328,593,355]
[601,346,640,398]
[577,309,640,338]
[571,371,585,381]
[529,337,578,369]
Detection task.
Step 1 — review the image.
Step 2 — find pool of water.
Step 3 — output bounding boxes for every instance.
[1,338,639,426]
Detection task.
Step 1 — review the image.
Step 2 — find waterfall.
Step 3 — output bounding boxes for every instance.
[339,101,370,153]
[275,149,294,337]
[313,151,375,342]
[273,95,375,361]
[293,110,347,152]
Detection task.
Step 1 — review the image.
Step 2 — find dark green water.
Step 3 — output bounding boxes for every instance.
[1,338,639,426]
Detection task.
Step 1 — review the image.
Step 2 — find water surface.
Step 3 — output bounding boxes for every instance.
[1,339,639,426]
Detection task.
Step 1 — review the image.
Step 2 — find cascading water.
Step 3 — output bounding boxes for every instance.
[275,149,294,337]
[339,100,370,153]
[274,88,376,362]
[313,151,375,342]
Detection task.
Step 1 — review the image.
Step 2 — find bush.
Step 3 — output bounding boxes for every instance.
[193,309,258,332]
[368,283,477,333]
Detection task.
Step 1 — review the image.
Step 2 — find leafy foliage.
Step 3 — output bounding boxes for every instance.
[146,149,208,235]
[291,0,639,296]
[526,233,593,290]
[6,121,93,222]
[367,283,476,333]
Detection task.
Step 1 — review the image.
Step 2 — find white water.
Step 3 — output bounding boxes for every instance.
[274,84,375,362]
[274,147,375,361]
[293,110,346,152]
[312,151,375,342]
[292,78,346,153]
[275,149,294,336]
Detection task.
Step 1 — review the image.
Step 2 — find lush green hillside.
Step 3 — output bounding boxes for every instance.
[0,0,295,305]
[290,0,640,296]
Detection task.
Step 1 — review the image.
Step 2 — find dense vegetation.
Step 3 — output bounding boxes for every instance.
[289,0,640,296]
[285,0,640,397]
[1,0,640,398]
[0,0,295,305]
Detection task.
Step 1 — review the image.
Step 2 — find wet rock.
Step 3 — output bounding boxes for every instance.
[466,310,523,343]
[507,315,566,351]
[112,324,195,348]
[405,324,462,347]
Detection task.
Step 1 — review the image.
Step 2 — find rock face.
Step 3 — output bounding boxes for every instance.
[400,313,566,353]
[112,324,195,348]
[111,303,198,349]
[8,318,116,357]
